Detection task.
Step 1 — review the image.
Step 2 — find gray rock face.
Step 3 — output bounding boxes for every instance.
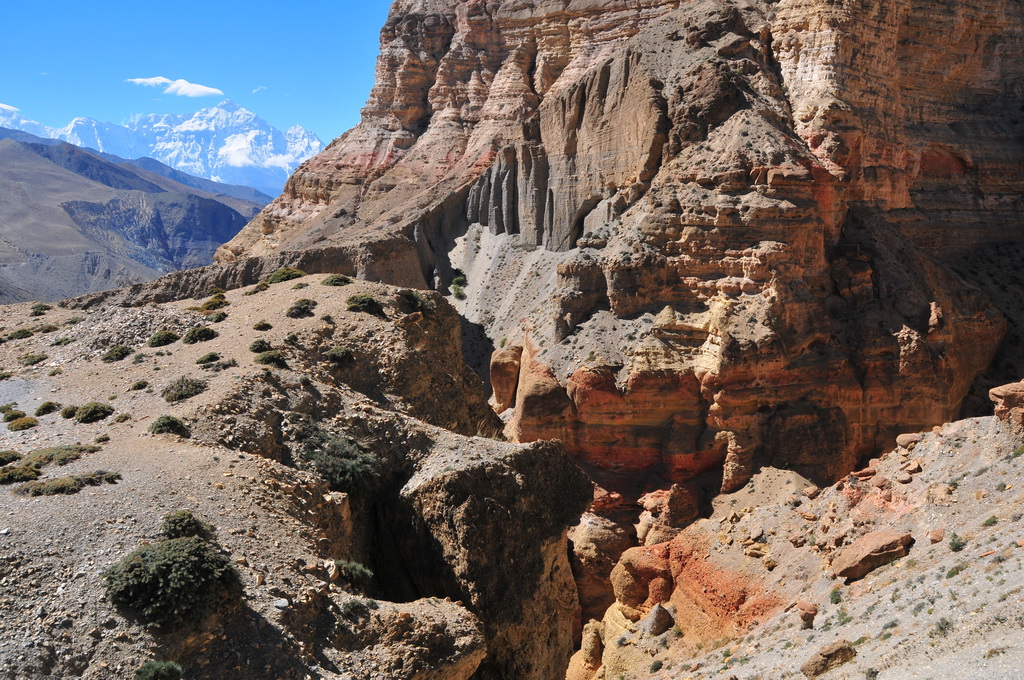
[0,134,262,302]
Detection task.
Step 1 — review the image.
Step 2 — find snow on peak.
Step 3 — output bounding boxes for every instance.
[0,103,323,196]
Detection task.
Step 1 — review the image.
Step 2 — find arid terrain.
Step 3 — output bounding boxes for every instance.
[2,0,1024,678]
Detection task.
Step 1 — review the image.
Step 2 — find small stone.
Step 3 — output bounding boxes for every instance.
[896,433,922,448]
[895,471,913,484]
[273,598,290,610]
[929,528,945,544]
[234,556,248,567]
[803,485,820,499]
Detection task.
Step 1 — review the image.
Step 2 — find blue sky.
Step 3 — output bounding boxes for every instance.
[0,0,394,142]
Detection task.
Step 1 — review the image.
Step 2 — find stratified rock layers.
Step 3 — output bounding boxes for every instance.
[220,0,1021,490]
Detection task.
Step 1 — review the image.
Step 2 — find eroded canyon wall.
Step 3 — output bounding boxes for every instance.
[216,0,1023,492]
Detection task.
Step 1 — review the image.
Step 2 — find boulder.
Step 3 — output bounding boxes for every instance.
[801,639,856,678]
[831,530,913,580]
[490,345,523,414]
[796,600,818,629]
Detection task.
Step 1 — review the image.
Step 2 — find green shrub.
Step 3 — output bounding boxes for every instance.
[249,339,273,353]
[207,311,228,323]
[161,510,212,539]
[104,536,241,632]
[0,450,20,465]
[161,377,207,403]
[346,294,383,316]
[450,283,466,300]
[286,298,318,319]
[244,281,270,296]
[35,401,61,417]
[252,321,272,331]
[199,294,229,311]
[322,274,352,286]
[102,346,133,362]
[149,415,189,437]
[830,589,842,604]
[0,466,40,484]
[0,372,12,381]
[949,532,967,552]
[196,352,220,365]
[76,402,115,423]
[19,353,47,366]
[51,337,75,347]
[201,358,238,372]
[17,470,121,496]
[3,410,26,422]
[931,617,953,637]
[35,324,59,333]
[650,660,664,672]
[452,275,467,287]
[8,417,38,431]
[325,346,354,365]
[255,351,288,369]
[181,327,217,344]
[301,431,382,495]
[7,328,33,340]
[131,380,149,391]
[396,289,431,313]
[983,515,998,527]
[30,303,51,317]
[22,445,99,468]
[147,331,179,347]
[335,559,373,592]
[266,267,307,284]
[134,660,183,680]
[61,406,78,419]
[114,413,131,423]
[292,282,308,290]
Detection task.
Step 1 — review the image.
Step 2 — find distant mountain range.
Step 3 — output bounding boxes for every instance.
[0,127,269,302]
[0,101,323,197]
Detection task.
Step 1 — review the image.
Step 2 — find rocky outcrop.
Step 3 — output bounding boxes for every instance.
[990,380,1024,432]
[212,0,1020,504]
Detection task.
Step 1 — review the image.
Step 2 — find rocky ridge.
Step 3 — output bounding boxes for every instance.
[0,274,590,679]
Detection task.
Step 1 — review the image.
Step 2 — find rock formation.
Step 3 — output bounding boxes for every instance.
[213,0,1021,500]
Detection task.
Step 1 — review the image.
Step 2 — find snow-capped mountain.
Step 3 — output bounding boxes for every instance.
[0,103,52,139]
[1,101,322,196]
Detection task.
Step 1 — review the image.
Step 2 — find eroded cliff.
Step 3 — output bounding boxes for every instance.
[216,0,1020,498]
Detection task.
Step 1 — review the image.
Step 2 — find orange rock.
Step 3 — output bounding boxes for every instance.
[489,345,523,414]
[929,528,945,544]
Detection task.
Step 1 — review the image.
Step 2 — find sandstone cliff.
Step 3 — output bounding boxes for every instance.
[215,0,1020,497]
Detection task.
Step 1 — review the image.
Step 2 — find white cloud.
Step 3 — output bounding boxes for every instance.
[0,102,19,112]
[252,85,267,94]
[126,76,224,98]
